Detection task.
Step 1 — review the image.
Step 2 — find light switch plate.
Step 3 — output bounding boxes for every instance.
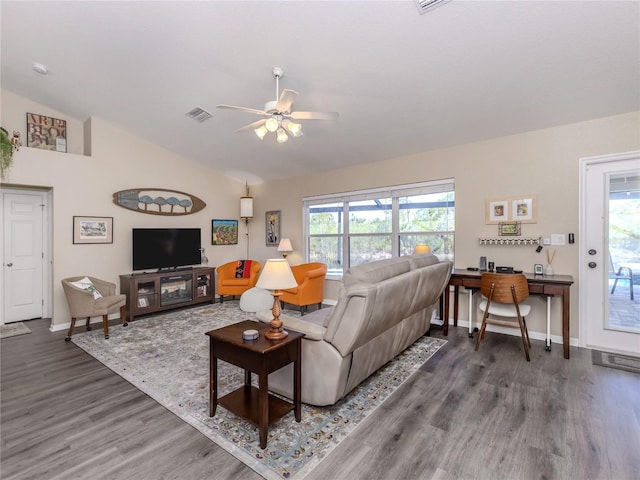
[542,237,551,245]
[551,234,566,245]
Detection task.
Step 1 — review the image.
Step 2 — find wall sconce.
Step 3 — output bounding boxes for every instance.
[414,244,431,254]
[240,182,253,224]
[277,238,293,258]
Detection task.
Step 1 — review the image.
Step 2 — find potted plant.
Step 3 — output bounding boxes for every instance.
[1,127,14,181]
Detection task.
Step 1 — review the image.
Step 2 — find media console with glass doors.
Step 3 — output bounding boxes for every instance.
[120,267,215,322]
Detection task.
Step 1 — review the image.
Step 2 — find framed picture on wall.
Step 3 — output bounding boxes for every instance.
[73,216,113,244]
[485,198,510,224]
[511,195,537,223]
[211,219,238,245]
[266,210,281,246]
[27,112,67,152]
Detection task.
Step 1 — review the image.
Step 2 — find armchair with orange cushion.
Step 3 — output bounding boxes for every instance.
[280,262,328,315]
[216,260,262,303]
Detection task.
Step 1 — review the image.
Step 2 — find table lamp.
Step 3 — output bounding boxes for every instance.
[414,244,431,254]
[255,258,297,339]
[277,238,293,258]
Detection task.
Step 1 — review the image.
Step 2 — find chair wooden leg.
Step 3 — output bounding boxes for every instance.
[517,315,531,361]
[318,302,322,310]
[475,310,489,352]
[300,306,305,316]
[85,317,92,331]
[522,317,532,348]
[120,305,128,327]
[102,314,109,339]
[66,317,78,342]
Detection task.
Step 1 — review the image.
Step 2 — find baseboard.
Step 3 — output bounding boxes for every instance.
[49,312,123,333]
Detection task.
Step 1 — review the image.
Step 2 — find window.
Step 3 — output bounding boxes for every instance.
[305,179,454,276]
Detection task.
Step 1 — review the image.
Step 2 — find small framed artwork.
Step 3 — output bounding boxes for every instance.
[266,210,281,246]
[73,216,113,244]
[211,219,238,245]
[534,264,544,275]
[27,113,67,152]
[485,198,510,224]
[138,297,149,308]
[511,195,537,223]
[498,221,521,236]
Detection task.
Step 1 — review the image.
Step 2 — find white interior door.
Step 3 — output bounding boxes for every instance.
[580,151,640,356]
[2,190,46,324]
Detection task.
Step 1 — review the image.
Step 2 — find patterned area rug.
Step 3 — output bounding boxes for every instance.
[71,302,446,480]
[592,349,640,374]
[0,322,32,339]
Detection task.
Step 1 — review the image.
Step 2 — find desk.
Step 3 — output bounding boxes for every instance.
[442,269,574,359]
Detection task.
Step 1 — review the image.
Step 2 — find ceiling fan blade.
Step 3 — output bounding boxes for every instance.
[275,89,299,113]
[216,104,266,116]
[290,111,339,120]
[235,119,266,133]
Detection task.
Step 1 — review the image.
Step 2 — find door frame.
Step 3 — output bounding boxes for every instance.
[0,186,53,324]
[578,150,640,351]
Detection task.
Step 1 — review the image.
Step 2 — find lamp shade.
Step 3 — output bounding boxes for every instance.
[240,196,253,220]
[256,259,297,291]
[277,238,293,253]
[414,244,431,254]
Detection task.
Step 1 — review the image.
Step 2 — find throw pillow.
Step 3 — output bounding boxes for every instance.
[235,260,253,278]
[70,277,103,299]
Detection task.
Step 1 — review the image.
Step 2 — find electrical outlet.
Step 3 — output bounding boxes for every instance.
[551,234,566,245]
[542,238,551,245]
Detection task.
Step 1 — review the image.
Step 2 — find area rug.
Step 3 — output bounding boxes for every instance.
[592,349,640,374]
[0,322,32,339]
[71,302,446,480]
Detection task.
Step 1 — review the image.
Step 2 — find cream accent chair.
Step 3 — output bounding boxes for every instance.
[61,276,127,341]
[257,254,452,406]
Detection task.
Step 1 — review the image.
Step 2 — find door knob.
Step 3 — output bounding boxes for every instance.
[588,249,597,255]
[588,261,597,268]
[6,262,12,267]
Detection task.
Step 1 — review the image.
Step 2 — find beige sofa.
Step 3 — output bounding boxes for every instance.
[257,254,452,406]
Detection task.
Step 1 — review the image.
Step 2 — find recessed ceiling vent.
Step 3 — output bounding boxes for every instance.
[186,107,213,122]
[415,0,451,15]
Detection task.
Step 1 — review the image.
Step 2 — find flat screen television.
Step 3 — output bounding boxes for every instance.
[132,228,201,271]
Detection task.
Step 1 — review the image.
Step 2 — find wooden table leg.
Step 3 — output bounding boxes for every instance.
[294,339,302,422]
[209,339,217,417]
[258,370,269,449]
[443,288,450,336]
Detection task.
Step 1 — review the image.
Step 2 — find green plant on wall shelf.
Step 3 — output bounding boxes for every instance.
[0,127,14,181]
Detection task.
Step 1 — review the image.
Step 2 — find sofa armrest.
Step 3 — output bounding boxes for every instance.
[255,310,326,340]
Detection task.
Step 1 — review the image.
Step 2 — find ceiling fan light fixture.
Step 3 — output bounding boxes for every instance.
[284,120,303,137]
[254,125,268,140]
[265,117,279,132]
[276,127,289,143]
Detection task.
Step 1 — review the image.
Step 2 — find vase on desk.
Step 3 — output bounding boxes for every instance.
[545,264,554,276]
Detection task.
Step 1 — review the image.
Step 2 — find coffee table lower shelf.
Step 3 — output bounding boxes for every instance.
[218,385,295,426]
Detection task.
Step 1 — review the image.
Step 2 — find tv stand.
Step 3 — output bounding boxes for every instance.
[120,267,215,322]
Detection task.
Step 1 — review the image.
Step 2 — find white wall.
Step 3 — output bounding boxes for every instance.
[255,111,640,342]
[1,89,252,329]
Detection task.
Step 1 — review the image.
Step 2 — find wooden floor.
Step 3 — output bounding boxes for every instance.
[2,317,639,480]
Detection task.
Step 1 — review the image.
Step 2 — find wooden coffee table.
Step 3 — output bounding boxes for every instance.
[206,320,304,449]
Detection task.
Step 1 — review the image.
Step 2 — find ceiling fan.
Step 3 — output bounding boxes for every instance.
[216,67,338,143]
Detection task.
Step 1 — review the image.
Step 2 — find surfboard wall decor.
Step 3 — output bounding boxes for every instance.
[113,188,206,216]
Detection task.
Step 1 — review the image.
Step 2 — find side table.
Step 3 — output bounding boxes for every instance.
[206,320,304,449]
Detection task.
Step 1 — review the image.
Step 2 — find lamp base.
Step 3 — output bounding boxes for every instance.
[265,292,288,340]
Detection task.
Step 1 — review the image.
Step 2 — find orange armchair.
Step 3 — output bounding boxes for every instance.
[216,260,262,303]
[280,262,328,315]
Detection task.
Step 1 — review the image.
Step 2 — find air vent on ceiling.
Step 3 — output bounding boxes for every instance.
[186,107,213,122]
[415,0,451,15]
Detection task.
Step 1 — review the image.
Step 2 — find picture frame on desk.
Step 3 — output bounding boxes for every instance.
[534,264,544,275]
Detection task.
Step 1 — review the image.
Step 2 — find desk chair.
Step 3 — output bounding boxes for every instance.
[609,252,634,300]
[475,273,532,361]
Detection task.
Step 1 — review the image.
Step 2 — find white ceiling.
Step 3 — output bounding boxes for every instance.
[2,1,638,184]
